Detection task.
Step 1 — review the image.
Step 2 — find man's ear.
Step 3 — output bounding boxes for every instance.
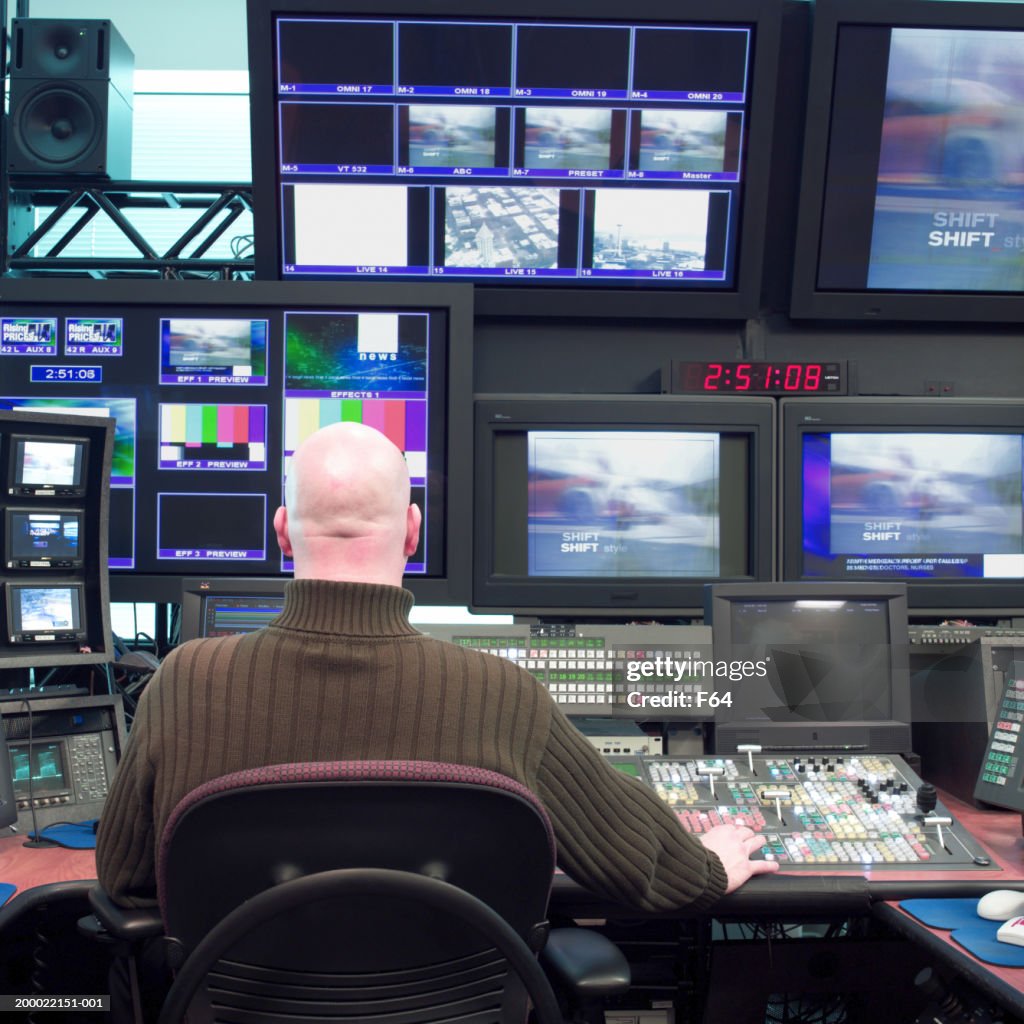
[405,503,423,557]
[273,505,293,557]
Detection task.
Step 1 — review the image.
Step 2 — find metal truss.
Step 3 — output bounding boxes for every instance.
[5,179,255,279]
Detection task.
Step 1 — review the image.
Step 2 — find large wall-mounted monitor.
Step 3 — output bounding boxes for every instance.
[706,582,912,754]
[781,398,1024,615]
[473,395,775,618]
[246,0,784,319]
[0,280,474,604]
[791,0,1024,322]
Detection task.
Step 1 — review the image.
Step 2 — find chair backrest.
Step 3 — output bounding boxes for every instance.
[155,760,559,1024]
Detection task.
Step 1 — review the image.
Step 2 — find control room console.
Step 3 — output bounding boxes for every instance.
[614,752,996,872]
[419,622,713,719]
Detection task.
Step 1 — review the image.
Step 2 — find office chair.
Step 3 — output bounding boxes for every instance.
[86,760,630,1024]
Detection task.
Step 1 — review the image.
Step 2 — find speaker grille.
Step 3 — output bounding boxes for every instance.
[12,84,100,166]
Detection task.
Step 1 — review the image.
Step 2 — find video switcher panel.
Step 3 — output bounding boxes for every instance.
[419,623,713,719]
[611,753,996,872]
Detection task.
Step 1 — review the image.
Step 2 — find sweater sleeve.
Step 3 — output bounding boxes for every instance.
[534,709,727,913]
[95,671,161,908]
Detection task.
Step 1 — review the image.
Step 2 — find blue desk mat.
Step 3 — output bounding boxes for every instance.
[900,898,1024,967]
[27,820,98,850]
[0,883,15,906]
[899,898,981,929]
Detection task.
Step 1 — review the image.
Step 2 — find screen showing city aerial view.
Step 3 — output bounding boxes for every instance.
[867,27,1024,292]
[527,430,720,577]
[444,186,562,271]
[801,432,1024,580]
[590,188,713,276]
[269,13,758,290]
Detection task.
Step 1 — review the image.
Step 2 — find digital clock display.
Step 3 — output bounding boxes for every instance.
[665,360,845,395]
[29,365,103,383]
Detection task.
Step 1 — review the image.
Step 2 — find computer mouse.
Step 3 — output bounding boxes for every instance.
[977,890,1024,921]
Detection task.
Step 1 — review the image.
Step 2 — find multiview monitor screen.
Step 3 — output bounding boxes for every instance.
[782,398,1024,613]
[247,0,783,318]
[0,280,473,603]
[474,395,774,616]
[791,0,1024,321]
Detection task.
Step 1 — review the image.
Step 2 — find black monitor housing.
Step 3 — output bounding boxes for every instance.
[473,394,775,618]
[5,508,84,569]
[0,409,113,668]
[7,435,88,498]
[707,581,912,755]
[0,279,474,606]
[790,0,1024,323]
[178,576,289,643]
[246,0,784,319]
[6,580,88,644]
[780,397,1024,617]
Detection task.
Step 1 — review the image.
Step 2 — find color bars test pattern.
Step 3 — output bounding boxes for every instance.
[160,404,269,470]
[282,311,430,572]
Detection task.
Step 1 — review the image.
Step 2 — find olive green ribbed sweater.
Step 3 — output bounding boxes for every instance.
[96,579,727,911]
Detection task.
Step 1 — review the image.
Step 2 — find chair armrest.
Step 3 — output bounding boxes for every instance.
[84,885,164,943]
[541,927,631,998]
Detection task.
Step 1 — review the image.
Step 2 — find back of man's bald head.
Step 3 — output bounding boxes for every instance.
[276,422,420,585]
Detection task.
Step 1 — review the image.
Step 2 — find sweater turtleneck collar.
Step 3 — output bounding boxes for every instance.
[271,578,419,637]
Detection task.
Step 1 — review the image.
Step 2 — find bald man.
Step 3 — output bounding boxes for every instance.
[97,422,775,911]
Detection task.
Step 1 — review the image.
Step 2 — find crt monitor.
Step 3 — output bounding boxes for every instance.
[706,582,912,754]
[0,278,474,604]
[781,397,1024,615]
[791,0,1024,323]
[5,508,83,569]
[7,434,88,498]
[246,0,784,319]
[473,394,775,618]
[5,581,87,645]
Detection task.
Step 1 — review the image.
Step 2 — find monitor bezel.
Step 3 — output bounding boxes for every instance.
[0,278,474,606]
[5,579,88,644]
[178,576,289,643]
[472,393,776,618]
[246,0,784,320]
[780,397,1024,615]
[5,507,85,570]
[7,434,89,497]
[705,580,912,749]
[790,0,1024,324]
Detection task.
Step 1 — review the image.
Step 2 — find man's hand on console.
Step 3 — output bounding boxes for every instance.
[699,823,781,893]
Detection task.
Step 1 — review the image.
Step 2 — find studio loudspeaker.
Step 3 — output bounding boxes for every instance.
[6,19,134,178]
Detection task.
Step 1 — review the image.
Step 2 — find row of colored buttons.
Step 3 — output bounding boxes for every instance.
[674,808,766,833]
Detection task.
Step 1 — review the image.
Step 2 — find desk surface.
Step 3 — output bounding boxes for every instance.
[1,793,1021,911]
[0,833,97,904]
